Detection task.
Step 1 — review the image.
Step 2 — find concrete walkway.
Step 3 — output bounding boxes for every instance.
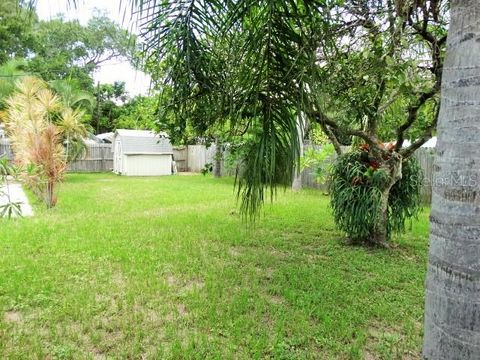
[0,183,33,217]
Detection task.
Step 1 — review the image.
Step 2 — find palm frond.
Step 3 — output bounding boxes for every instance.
[131,0,326,218]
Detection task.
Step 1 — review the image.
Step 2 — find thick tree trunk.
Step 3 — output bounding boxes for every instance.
[423,1,480,358]
[371,154,402,245]
[371,188,392,245]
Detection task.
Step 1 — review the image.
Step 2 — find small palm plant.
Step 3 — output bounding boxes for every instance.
[3,76,67,208]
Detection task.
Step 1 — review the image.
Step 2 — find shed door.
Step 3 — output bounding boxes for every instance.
[115,140,122,174]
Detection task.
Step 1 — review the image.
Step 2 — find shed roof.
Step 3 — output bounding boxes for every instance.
[115,129,172,138]
[114,129,173,154]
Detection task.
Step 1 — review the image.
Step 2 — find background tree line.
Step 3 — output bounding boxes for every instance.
[0,0,158,134]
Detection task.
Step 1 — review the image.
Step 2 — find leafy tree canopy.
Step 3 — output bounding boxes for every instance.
[27,12,137,91]
[0,0,36,64]
[132,0,447,220]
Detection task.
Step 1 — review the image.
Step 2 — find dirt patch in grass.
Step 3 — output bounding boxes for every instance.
[165,274,179,286]
[4,311,22,324]
[164,273,204,293]
[269,248,287,259]
[268,295,284,305]
[365,321,422,360]
[183,279,205,292]
[228,247,242,257]
[176,303,188,317]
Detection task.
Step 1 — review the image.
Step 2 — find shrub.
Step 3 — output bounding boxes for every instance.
[329,150,422,243]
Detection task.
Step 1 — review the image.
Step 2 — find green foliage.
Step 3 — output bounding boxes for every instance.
[92,81,128,133]
[329,151,422,242]
[0,59,28,109]
[0,0,36,65]
[27,14,136,90]
[115,96,158,130]
[389,155,423,234]
[201,162,213,176]
[301,144,335,185]
[307,124,330,145]
[133,0,446,222]
[49,79,95,111]
[0,7,139,134]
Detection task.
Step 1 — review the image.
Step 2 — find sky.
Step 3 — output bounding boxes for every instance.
[35,0,151,96]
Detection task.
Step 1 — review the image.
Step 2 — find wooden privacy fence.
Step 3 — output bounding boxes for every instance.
[173,147,188,172]
[0,139,113,172]
[172,145,217,173]
[68,143,113,172]
[413,147,435,204]
[172,143,435,204]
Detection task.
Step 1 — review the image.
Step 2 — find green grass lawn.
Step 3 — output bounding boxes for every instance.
[0,173,429,359]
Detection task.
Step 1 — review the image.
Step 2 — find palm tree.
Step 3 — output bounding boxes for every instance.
[49,79,95,111]
[56,107,89,162]
[422,1,480,358]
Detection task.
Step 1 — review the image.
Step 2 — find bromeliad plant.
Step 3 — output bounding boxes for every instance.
[330,144,422,245]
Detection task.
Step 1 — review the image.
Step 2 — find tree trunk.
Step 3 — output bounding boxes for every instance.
[292,115,305,191]
[371,154,402,245]
[423,1,480,358]
[371,188,391,245]
[213,139,223,178]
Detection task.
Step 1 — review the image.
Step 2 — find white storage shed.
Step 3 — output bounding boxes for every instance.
[113,129,173,176]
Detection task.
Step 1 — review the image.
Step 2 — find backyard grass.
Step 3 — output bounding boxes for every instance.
[0,173,429,359]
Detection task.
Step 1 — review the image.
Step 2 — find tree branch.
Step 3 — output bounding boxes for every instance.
[311,110,380,150]
[400,100,440,158]
[394,88,437,151]
[318,122,342,155]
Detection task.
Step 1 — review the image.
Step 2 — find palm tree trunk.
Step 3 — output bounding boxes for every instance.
[423,1,480,358]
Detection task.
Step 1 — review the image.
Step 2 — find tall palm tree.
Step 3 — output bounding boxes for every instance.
[422,1,480,358]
